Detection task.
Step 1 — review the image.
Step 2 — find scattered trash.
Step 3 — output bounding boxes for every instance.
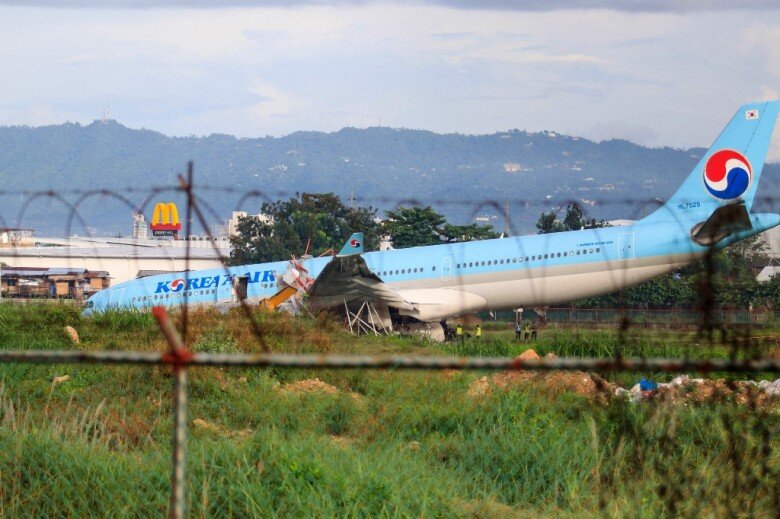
[614,376,780,405]
[638,378,658,391]
[466,349,780,406]
[52,375,70,385]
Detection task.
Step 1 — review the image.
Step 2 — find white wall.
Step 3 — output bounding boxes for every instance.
[0,253,224,285]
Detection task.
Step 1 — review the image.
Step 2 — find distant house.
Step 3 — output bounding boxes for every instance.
[757,266,780,283]
[0,267,109,300]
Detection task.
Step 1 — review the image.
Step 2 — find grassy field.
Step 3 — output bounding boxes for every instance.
[0,302,778,517]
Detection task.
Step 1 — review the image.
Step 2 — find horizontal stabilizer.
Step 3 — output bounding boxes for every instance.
[690,202,752,246]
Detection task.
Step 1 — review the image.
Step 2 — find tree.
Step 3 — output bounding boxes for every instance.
[382,206,445,249]
[572,235,773,310]
[382,206,499,248]
[441,223,500,243]
[229,193,381,265]
[537,203,609,234]
[536,211,565,234]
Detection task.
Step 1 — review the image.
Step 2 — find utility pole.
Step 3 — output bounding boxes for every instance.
[503,197,510,236]
[350,189,354,209]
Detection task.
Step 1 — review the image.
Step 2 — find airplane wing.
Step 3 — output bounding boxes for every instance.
[305,232,487,320]
[307,235,415,311]
[690,201,753,246]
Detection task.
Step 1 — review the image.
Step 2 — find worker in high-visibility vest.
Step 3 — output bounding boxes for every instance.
[455,323,464,344]
[475,324,482,339]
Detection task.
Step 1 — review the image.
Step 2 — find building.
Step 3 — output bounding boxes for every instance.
[0,228,35,247]
[0,267,109,299]
[0,244,229,285]
[227,211,272,237]
[759,226,780,260]
[132,213,148,240]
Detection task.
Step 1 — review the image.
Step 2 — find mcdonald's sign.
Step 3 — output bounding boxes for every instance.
[150,202,182,238]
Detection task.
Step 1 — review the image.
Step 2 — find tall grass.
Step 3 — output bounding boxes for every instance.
[0,303,777,516]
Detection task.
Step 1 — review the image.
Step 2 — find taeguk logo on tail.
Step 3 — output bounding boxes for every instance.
[703,149,752,200]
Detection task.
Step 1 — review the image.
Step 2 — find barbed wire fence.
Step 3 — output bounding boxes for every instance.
[0,162,778,517]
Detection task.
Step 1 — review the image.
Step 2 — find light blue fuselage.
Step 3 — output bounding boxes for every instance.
[83,211,779,317]
[84,100,780,319]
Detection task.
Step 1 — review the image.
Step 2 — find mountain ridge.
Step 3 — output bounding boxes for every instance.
[0,120,776,236]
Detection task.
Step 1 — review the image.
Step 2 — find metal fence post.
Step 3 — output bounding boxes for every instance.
[153,306,192,519]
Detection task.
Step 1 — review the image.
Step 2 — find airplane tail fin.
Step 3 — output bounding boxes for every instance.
[338,232,364,255]
[644,101,779,223]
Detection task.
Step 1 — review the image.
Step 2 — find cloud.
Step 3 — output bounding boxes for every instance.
[0,0,779,11]
[0,2,778,154]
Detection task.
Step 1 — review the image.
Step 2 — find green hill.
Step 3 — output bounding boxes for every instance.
[0,120,777,236]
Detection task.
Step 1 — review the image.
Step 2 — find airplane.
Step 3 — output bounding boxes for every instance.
[84,101,780,340]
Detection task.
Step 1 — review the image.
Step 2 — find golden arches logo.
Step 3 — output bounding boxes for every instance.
[150,202,182,231]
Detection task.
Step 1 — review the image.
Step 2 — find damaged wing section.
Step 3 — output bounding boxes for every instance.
[307,254,415,311]
[690,202,753,246]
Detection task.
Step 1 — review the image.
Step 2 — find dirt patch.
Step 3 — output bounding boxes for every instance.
[278,378,363,402]
[280,378,340,395]
[440,369,461,380]
[468,349,616,404]
[329,435,353,449]
[516,348,540,361]
[493,370,615,404]
[64,326,79,344]
[654,379,777,407]
[192,418,251,439]
[467,376,492,397]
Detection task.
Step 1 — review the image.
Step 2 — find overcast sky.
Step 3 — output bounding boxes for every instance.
[1,1,779,157]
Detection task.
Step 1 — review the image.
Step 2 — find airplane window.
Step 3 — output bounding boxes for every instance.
[421,268,424,272]
[589,249,594,254]
[563,252,567,257]
[512,258,517,263]
[544,254,549,259]
[557,253,561,258]
[395,270,399,275]
[432,266,436,271]
[456,264,460,269]
[582,249,587,255]
[596,248,601,253]
[499,259,504,264]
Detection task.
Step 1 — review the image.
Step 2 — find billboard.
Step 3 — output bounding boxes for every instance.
[150,202,182,238]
